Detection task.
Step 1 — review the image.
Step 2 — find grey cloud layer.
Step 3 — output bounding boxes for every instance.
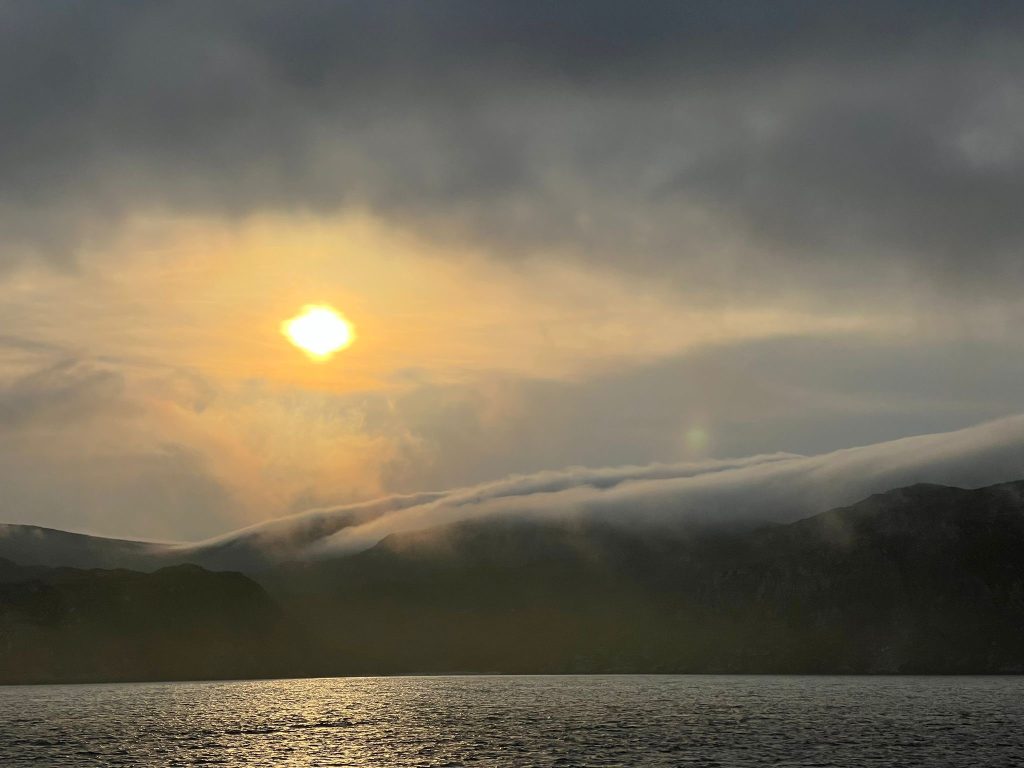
[373,333,1024,494]
[3,1,1023,299]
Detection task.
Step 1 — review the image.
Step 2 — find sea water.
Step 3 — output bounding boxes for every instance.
[1,675,1022,766]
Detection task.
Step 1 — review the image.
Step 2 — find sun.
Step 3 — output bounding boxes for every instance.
[281,304,355,361]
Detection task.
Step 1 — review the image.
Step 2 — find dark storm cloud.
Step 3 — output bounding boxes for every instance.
[2,1,1023,298]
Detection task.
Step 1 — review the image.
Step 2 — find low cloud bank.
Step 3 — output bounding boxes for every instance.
[201,414,1024,561]
[12,415,1019,571]
[174,453,795,565]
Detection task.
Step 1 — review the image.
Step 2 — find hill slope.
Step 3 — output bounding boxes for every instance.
[267,481,1024,674]
[2,480,1024,681]
[0,561,291,683]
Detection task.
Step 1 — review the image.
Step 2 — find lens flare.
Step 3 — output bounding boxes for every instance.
[282,304,355,361]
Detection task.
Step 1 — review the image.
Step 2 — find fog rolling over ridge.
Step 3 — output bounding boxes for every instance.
[311,413,1024,559]
[2,414,1024,573]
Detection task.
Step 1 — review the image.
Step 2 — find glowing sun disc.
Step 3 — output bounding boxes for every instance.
[281,304,355,360]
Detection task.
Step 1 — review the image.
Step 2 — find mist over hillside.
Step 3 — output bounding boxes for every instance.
[2,415,1024,574]
[264,480,1024,675]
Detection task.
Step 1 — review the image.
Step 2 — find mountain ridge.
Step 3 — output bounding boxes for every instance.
[262,479,1024,676]
[3,477,1023,574]
[3,479,1024,681]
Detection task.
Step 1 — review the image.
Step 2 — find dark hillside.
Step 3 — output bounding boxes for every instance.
[0,561,292,684]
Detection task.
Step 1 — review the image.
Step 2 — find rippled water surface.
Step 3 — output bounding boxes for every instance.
[2,675,1023,766]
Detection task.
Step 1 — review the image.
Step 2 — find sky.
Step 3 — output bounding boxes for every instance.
[2,1,1024,541]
